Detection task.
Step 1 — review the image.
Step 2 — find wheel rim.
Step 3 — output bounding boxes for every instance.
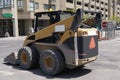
[44,56,55,70]
[21,52,27,64]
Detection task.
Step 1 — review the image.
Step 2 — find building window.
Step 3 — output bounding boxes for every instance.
[105,9,108,11]
[17,0,23,8]
[44,4,56,10]
[96,0,99,3]
[51,0,56,2]
[35,2,39,9]
[105,3,108,6]
[51,5,56,10]
[96,6,99,9]
[0,0,11,8]
[105,15,108,17]
[101,8,104,11]
[44,4,48,10]
[4,0,11,7]
[91,5,94,8]
[91,13,94,15]
[0,0,4,8]
[85,3,88,7]
[77,1,81,5]
[67,0,73,3]
[48,0,56,3]
[29,1,39,11]
[29,1,34,11]
[101,1,104,4]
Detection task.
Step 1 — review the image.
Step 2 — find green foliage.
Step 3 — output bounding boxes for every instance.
[82,14,94,21]
[66,8,75,13]
[110,16,120,23]
[83,14,89,20]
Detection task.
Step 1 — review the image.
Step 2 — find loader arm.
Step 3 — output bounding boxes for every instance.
[23,9,102,46]
[24,16,74,46]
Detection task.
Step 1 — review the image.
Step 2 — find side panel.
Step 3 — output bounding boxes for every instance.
[58,44,76,68]
[34,43,58,54]
[34,42,76,68]
[77,36,98,59]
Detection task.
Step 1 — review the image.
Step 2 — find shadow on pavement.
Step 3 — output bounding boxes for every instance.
[25,67,91,79]
[4,63,91,79]
[4,63,92,79]
[56,68,91,79]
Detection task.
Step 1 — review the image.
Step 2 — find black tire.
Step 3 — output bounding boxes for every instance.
[18,46,39,69]
[40,49,65,75]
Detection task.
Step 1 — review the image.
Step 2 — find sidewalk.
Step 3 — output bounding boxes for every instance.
[0,36,27,40]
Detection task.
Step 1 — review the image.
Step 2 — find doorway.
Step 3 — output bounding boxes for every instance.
[0,19,13,37]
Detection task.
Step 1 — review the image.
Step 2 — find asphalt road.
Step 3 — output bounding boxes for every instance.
[0,36,120,80]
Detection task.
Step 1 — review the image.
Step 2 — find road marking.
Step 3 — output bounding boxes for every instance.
[0,71,14,75]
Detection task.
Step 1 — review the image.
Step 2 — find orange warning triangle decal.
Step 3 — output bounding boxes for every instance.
[89,37,96,49]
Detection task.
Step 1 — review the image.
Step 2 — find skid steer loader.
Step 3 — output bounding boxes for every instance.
[4,9,102,75]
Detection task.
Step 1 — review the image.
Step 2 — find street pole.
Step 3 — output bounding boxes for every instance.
[113,0,115,16]
[113,0,116,17]
[33,0,35,13]
[57,0,60,10]
[12,0,19,37]
[74,0,77,11]
[82,0,84,9]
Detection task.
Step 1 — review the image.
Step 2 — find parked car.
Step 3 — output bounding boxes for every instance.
[116,25,120,30]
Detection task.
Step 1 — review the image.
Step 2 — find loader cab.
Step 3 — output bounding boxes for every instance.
[34,11,74,32]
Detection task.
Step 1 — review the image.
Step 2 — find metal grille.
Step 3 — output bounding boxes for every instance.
[101,22,116,40]
[115,30,120,38]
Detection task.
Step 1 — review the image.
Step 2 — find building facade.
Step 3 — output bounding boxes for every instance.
[65,0,109,19]
[0,0,60,37]
[0,0,119,37]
